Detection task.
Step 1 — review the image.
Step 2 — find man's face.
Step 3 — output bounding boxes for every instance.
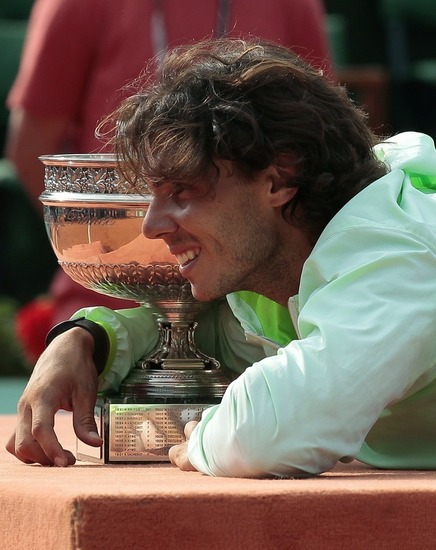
[142,161,294,302]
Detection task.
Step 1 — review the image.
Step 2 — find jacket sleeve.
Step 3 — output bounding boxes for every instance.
[71,306,159,392]
[188,222,436,477]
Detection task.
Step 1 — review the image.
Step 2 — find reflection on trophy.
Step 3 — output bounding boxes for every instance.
[40,154,230,462]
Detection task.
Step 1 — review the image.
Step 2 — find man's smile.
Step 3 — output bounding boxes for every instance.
[173,247,200,268]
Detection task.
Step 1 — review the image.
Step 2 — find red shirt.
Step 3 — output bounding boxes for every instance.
[8,0,332,154]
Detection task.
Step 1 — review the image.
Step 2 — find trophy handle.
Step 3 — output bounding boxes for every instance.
[139,320,220,370]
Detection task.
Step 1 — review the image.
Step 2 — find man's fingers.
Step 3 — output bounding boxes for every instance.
[168,443,179,465]
[8,401,65,465]
[168,441,196,471]
[5,432,34,464]
[6,430,76,466]
[168,421,199,471]
[30,404,71,464]
[11,408,77,466]
[71,392,103,448]
[184,420,199,439]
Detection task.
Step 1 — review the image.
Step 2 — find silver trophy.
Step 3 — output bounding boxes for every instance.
[40,154,230,462]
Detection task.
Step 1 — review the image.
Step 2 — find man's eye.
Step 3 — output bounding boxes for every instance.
[172,183,184,193]
[171,182,190,197]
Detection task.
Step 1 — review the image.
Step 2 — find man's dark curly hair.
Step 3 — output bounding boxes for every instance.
[109,38,387,241]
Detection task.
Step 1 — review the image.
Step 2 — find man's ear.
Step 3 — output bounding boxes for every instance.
[266,163,298,207]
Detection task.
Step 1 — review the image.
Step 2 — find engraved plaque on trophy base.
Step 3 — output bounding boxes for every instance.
[76,395,219,463]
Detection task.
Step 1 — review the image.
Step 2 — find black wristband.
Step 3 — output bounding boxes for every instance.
[45,317,109,375]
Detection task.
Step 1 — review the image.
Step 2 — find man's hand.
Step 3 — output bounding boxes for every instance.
[168,420,199,471]
[5,328,103,466]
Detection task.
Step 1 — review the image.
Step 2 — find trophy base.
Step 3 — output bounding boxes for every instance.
[76,394,218,463]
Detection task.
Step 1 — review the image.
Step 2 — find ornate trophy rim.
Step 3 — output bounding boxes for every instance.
[40,192,150,205]
[39,153,118,168]
[39,153,144,196]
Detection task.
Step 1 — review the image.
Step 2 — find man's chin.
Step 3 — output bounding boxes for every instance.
[191,290,213,302]
[190,284,221,303]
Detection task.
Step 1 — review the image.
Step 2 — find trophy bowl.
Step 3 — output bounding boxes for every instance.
[40,154,229,462]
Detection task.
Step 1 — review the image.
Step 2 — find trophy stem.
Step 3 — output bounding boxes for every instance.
[139,319,220,370]
[119,309,230,400]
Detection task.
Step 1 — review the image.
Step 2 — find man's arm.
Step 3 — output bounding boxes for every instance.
[5,305,157,465]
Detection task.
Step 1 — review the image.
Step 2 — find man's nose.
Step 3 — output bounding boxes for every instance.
[142,197,177,239]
